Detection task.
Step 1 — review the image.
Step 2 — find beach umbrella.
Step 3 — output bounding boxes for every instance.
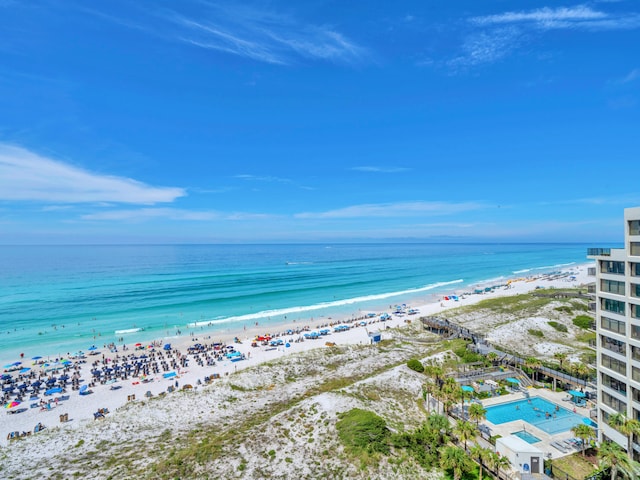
[2,386,14,392]
[88,345,98,351]
[31,356,42,361]
[3,363,15,369]
[4,401,21,409]
[19,367,31,374]
[45,387,63,395]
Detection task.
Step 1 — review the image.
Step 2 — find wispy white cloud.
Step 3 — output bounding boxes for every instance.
[82,208,274,222]
[351,166,410,173]
[172,9,365,65]
[235,174,292,183]
[448,27,521,68]
[472,5,606,27]
[445,4,640,69]
[616,68,640,84]
[0,144,185,204]
[295,201,486,219]
[471,4,640,31]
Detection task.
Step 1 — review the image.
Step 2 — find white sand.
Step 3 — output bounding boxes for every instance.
[1,263,592,450]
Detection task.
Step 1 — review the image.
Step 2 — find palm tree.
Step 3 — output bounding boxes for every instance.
[487,351,498,365]
[470,444,493,480]
[554,352,568,371]
[494,453,512,479]
[440,377,459,416]
[609,413,640,461]
[441,446,474,480]
[454,420,478,451]
[468,402,487,426]
[571,423,595,456]
[598,441,640,480]
[426,412,451,445]
[524,356,542,382]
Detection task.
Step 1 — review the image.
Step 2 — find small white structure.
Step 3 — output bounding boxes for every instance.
[496,435,544,475]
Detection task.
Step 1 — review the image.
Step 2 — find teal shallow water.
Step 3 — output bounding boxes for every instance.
[0,243,590,363]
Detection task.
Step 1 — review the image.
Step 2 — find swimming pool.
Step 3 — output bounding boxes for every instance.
[485,397,587,435]
[512,429,541,444]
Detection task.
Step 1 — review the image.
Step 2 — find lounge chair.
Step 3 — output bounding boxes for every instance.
[551,441,568,453]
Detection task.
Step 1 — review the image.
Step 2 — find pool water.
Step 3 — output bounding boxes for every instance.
[485,397,587,435]
[512,429,541,444]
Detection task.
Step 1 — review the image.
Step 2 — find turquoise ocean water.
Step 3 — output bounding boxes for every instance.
[0,243,591,363]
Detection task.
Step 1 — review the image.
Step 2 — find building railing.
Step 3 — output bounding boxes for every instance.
[588,284,596,294]
[589,302,597,312]
[588,267,596,276]
[588,248,611,256]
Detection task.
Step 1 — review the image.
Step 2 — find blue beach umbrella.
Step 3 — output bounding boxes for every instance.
[45,387,63,395]
[88,346,98,351]
[3,363,15,369]
[31,356,42,361]
[19,367,30,374]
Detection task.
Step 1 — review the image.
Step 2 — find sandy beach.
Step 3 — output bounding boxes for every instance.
[1,263,591,450]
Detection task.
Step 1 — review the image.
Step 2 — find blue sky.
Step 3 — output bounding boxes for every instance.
[0,0,638,244]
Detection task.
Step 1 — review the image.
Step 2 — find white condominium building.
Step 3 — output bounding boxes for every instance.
[588,206,640,458]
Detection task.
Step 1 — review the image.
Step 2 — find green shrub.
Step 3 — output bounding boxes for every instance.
[554,306,573,314]
[407,358,424,373]
[548,321,568,332]
[336,408,390,455]
[528,329,544,338]
[573,315,593,329]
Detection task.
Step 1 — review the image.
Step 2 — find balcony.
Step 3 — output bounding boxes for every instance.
[588,284,596,294]
[588,248,611,257]
[589,302,597,312]
[588,267,596,276]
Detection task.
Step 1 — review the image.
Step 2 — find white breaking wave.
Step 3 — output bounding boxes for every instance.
[187,279,463,327]
[513,262,575,274]
[114,327,143,334]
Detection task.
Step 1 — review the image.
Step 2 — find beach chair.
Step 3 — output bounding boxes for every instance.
[551,441,568,453]
[93,411,105,420]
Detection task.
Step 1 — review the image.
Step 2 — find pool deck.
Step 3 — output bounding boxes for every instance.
[479,388,595,460]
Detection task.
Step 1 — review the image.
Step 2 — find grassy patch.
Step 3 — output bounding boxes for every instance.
[576,331,596,343]
[528,329,544,338]
[552,453,598,479]
[336,408,390,455]
[548,321,568,332]
[573,315,594,329]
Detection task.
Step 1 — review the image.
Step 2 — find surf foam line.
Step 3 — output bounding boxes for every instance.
[187,279,463,327]
[513,262,576,274]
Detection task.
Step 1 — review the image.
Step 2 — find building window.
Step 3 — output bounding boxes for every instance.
[603,391,627,411]
[633,263,640,277]
[633,284,640,299]
[633,346,640,362]
[633,387,640,404]
[602,372,627,395]
[602,279,626,295]
[634,366,640,382]
[632,243,640,257]
[633,325,640,340]
[631,220,640,236]
[603,353,627,375]
[601,335,626,355]
[601,260,625,275]
[603,298,626,315]
[602,316,626,334]
[633,304,640,320]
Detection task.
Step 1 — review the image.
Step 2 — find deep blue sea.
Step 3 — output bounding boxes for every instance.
[0,243,591,363]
